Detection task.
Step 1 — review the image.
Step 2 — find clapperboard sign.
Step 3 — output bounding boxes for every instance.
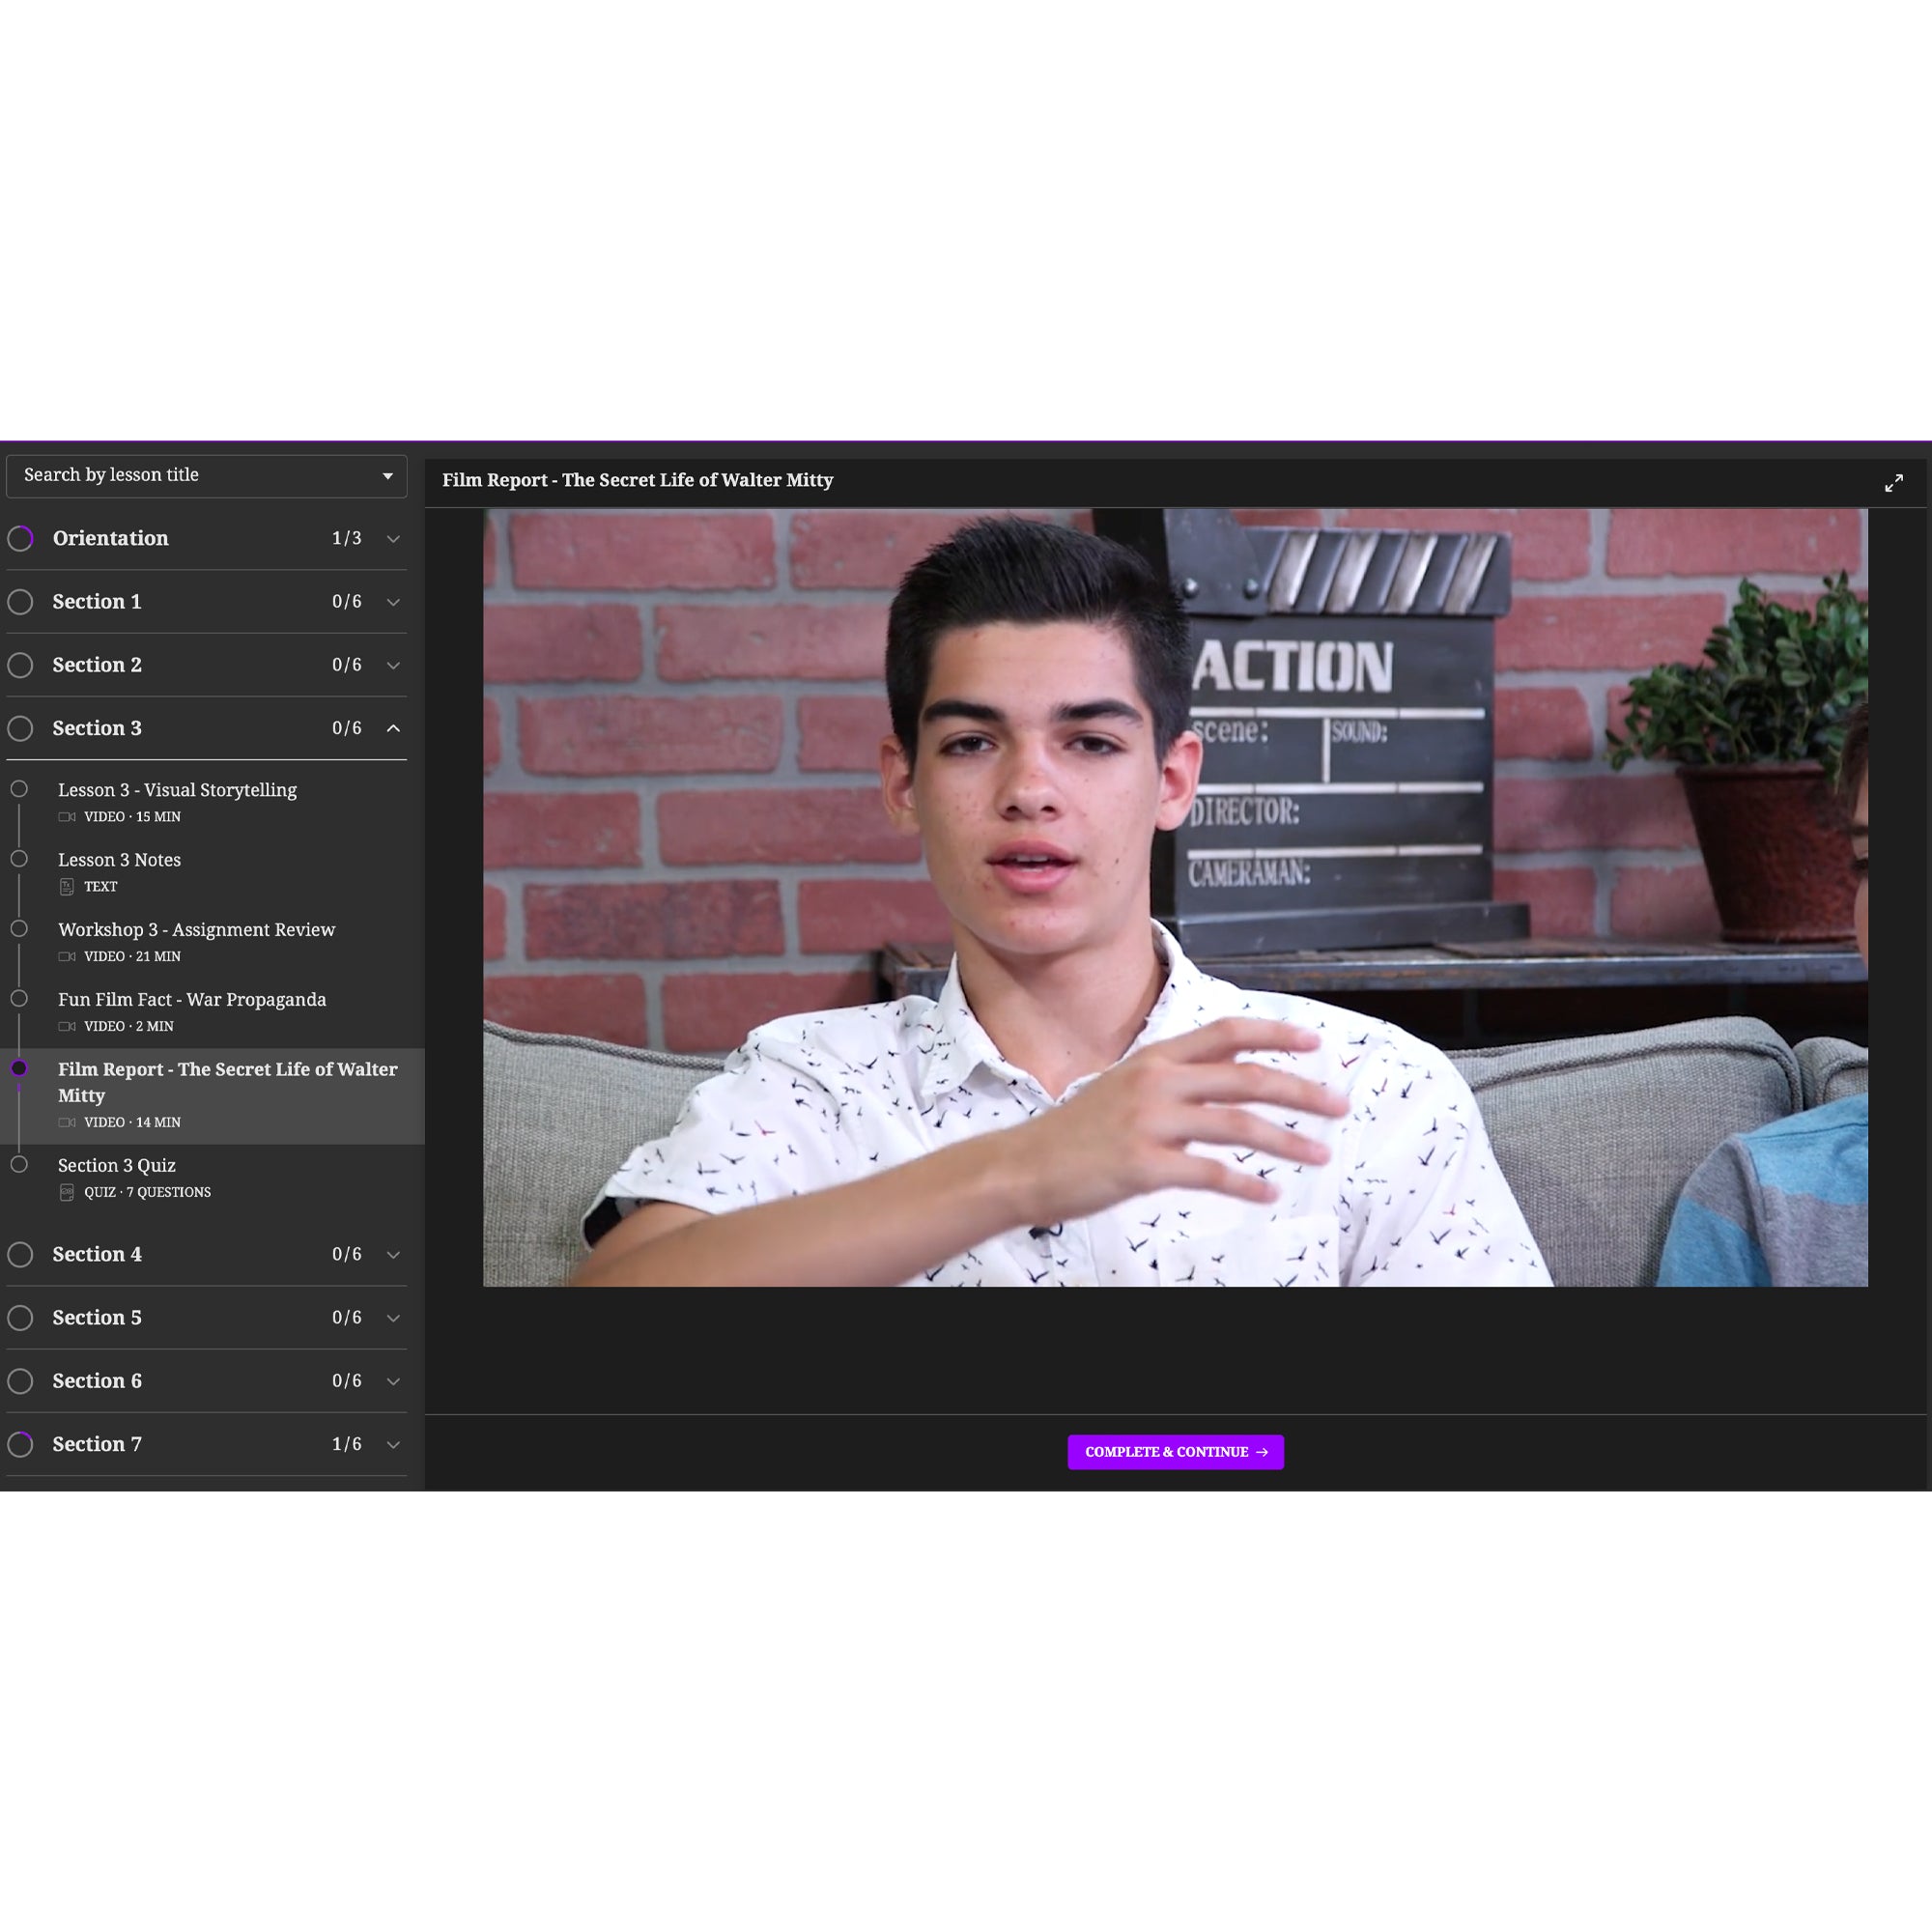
[1095,508,1531,954]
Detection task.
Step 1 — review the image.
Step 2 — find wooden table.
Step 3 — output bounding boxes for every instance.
[877,937,1868,1049]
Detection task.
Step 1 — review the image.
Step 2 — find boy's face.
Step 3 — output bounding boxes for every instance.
[880,620,1201,963]
[1852,770,1868,970]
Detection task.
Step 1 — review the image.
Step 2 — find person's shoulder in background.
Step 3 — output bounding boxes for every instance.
[1657,1094,1868,1287]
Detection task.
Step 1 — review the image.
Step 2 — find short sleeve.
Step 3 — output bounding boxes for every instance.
[1335,1037,1552,1285]
[581,1033,848,1249]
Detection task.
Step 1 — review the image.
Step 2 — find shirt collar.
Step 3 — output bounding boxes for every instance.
[912,921,1209,1105]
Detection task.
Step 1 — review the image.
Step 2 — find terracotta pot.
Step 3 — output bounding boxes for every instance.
[1676,762,1855,943]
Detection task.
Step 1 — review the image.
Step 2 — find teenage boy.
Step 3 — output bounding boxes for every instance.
[576,518,1550,1287]
[1656,699,1869,1286]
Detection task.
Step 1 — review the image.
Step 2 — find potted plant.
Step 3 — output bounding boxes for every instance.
[1605,572,1868,941]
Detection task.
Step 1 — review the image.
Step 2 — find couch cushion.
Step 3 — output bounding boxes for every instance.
[1794,1035,1868,1109]
[1449,1017,1801,1288]
[484,1019,725,1287]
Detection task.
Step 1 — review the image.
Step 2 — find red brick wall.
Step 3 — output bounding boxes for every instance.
[483,505,1867,1048]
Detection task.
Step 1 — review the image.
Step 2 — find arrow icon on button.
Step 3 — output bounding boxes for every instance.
[383,471,394,480]
[386,724,400,732]
[387,1313,401,1322]
[387,1378,401,1386]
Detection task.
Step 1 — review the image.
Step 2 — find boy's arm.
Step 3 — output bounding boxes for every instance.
[572,1130,1031,1286]
[575,1016,1352,1287]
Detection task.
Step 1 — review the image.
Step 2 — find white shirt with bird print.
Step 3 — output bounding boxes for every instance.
[585,921,1551,1286]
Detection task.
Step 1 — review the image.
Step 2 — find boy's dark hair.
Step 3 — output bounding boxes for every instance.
[885,518,1192,770]
[1836,696,1869,808]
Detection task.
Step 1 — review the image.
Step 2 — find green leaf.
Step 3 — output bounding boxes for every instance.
[1604,572,1869,768]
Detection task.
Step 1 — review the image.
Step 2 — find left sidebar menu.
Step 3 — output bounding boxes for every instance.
[2,450,425,1490]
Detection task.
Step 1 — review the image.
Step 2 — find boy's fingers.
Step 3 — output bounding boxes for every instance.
[1167,1017,1323,1060]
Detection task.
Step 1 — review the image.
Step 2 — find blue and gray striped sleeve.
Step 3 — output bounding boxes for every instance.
[1656,1139,1773,1286]
[1656,1097,1868,1288]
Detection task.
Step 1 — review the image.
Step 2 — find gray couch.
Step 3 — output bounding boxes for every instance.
[484,1016,1868,1288]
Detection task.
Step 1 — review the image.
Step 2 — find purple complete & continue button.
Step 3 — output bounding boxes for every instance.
[1068,1434,1284,1471]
